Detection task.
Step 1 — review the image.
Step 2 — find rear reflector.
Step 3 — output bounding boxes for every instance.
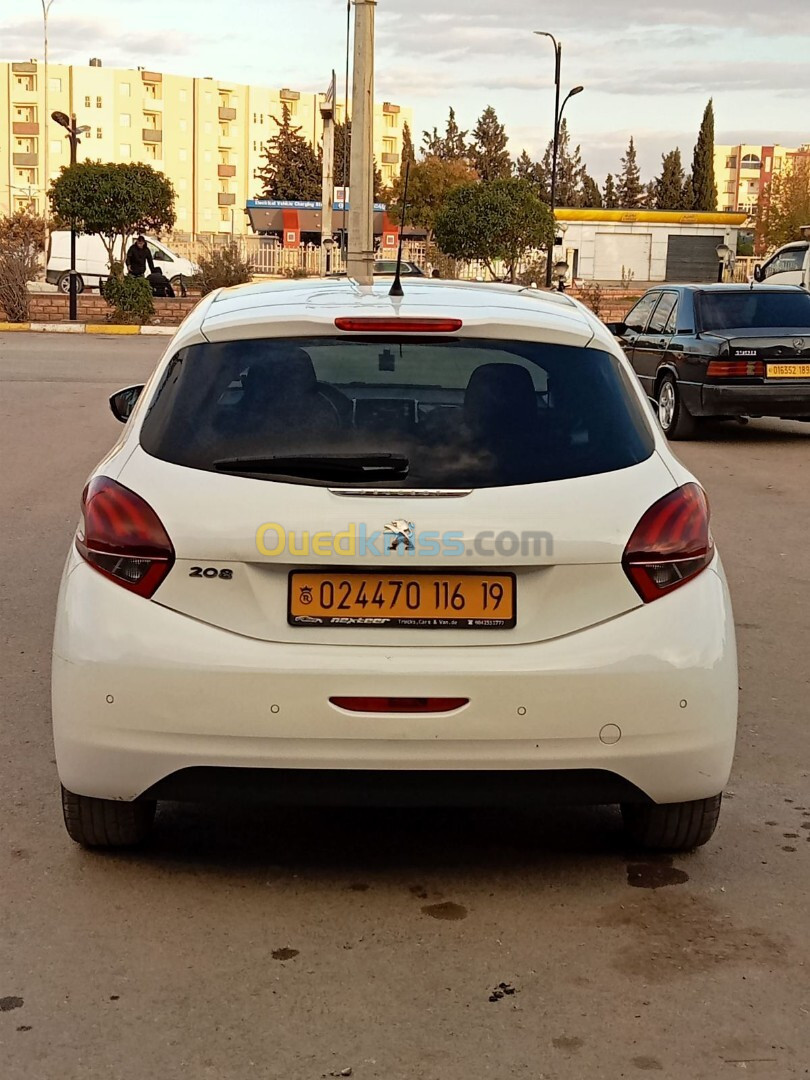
[330,697,469,713]
[622,483,714,603]
[707,359,764,377]
[334,317,463,333]
[76,476,174,598]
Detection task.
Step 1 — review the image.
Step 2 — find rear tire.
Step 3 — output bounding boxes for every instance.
[657,373,698,440]
[61,785,155,848]
[622,793,722,852]
[56,272,85,295]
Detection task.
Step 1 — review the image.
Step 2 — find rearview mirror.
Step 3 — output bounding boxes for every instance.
[605,321,627,336]
[109,384,144,423]
[752,264,763,282]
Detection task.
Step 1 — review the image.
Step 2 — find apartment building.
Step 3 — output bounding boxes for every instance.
[1,59,412,234]
[714,143,807,215]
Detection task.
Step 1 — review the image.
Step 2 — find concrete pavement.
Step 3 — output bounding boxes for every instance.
[1,334,809,1080]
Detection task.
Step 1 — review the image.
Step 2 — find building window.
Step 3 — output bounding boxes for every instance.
[204,180,213,191]
[205,92,212,104]
[49,77,62,92]
[384,113,397,129]
[85,96,91,108]
[725,155,737,169]
[221,209,230,222]
[179,148,188,161]
[179,88,187,102]
[231,124,238,136]
[178,207,187,220]
[220,124,230,137]
[204,150,212,163]
[260,113,264,124]
[178,177,187,190]
[203,208,212,220]
[231,96,239,108]
[741,153,761,167]
[253,140,257,151]
[253,112,257,123]
[120,83,131,97]
[119,113,131,127]
[383,137,396,152]
[96,96,103,108]
[119,144,131,158]
[179,118,187,132]
[204,121,213,134]
[16,75,36,91]
[774,157,783,172]
[96,128,102,139]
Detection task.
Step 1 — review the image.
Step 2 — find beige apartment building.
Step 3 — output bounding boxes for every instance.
[1,58,412,234]
[714,143,807,215]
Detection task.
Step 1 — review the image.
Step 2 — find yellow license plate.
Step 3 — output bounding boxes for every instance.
[288,571,516,629]
[767,363,810,379]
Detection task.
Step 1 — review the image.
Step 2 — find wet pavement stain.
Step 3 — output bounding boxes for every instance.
[783,833,799,839]
[0,996,24,1012]
[552,1036,583,1051]
[271,947,300,961]
[781,846,797,852]
[801,822,810,829]
[408,884,429,900]
[627,860,689,889]
[422,901,467,921]
[347,883,369,892]
[488,982,517,1002]
[632,1056,664,1071]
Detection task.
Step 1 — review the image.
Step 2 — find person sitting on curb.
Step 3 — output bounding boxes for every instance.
[147,268,176,298]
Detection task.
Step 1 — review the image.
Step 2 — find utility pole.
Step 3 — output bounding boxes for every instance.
[346,0,376,285]
[52,111,90,321]
[320,71,336,274]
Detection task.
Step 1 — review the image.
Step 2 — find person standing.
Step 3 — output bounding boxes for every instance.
[125,235,155,278]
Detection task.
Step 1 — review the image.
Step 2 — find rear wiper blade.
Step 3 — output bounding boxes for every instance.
[213,453,410,479]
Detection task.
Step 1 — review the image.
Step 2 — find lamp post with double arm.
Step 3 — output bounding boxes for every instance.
[51,111,90,321]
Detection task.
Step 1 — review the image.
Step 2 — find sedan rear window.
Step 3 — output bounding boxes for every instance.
[140,337,654,488]
[698,290,810,331]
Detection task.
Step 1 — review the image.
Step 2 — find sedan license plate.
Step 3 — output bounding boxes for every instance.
[767,363,810,379]
[288,571,516,629]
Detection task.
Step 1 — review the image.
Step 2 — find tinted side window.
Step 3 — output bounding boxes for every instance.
[648,292,678,334]
[624,294,659,333]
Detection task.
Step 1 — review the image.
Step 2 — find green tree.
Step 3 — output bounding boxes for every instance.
[401,120,415,176]
[554,121,586,207]
[256,103,322,200]
[581,172,603,208]
[690,99,717,211]
[332,119,384,201]
[616,137,643,207]
[655,148,686,210]
[515,149,550,201]
[643,180,657,208]
[756,154,810,250]
[470,105,511,181]
[387,156,477,240]
[681,175,695,210]
[603,173,619,208]
[423,107,470,162]
[435,177,554,282]
[48,160,175,269]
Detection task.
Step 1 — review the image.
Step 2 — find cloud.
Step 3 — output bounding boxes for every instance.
[0,16,210,65]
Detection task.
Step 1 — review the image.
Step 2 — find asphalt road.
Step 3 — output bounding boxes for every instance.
[1,333,809,1080]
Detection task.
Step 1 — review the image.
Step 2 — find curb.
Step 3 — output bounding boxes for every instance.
[0,322,175,336]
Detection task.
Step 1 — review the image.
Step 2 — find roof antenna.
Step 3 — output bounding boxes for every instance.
[388,160,411,298]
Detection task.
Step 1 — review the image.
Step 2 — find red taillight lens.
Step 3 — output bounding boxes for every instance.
[622,483,714,603]
[329,697,469,713]
[76,476,174,598]
[334,317,462,333]
[706,359,764,377]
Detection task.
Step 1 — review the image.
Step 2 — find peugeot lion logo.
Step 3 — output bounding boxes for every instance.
[384,519,415,552]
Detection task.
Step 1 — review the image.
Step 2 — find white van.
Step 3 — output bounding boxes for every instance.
[46,232,197,294]
[753,234,810,290]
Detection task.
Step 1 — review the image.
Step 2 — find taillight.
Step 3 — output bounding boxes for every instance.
[622,483,714,603]
[76,476,174,598]
[334,317,462,333]
[706,359,764,377]
[330,697,469,713]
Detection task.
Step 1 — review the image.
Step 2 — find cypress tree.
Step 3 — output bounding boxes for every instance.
[691,99,717,211]
[470,105,512,181]
[616,137,643,208]
[655,148,686,209]
[603,173,619,208]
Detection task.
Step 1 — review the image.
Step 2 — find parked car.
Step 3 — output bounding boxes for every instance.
[53,279,738,852]
[46,231,197,294]
[608,284,810,438]
[373,259,425,276]
[753,237,809,290]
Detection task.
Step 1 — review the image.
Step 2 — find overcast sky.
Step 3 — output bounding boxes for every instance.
[3,0,808,180]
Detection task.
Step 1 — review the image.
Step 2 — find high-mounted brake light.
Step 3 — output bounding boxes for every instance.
[330,697,469,713]
[76,476,175,598]
[622,483,714,603]
[334,317,463,333]
[707,359,764,377]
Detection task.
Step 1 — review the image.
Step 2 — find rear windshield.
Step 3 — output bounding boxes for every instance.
[140,337,654,488]
[698,290,810,331]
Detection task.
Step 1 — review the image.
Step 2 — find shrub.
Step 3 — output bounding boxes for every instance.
[193,241,253,295]
[101,266,154,324]
[0,211,47,322]
[577,281,604,317]
[281,266,310,279]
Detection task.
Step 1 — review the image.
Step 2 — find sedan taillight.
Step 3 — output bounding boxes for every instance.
[706,359,764,377]
[76,476,174,598]
[622,483,714,603]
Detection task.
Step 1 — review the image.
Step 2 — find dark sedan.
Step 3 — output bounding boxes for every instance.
[608,285,810,438]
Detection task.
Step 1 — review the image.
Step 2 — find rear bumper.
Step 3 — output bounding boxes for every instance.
[699,382,810,418]
[52,558,738,807]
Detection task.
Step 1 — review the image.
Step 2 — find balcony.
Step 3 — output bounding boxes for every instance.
[140,70,162,83]
[13,153,39,167]
[13,121,39,136]
[12,62,37,73]
[280,88,300,101]
[218,106,236,121]
[218,192,236,206]
[382,152,399,164]
[218,163,236,177]
[142,128,163,142]
[382,102,400,114]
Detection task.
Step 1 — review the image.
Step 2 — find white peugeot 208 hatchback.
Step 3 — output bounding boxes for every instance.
[52,278,738,851]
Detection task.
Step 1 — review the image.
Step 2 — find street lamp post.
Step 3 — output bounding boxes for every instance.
[51,111,90,321]
[534,31,584,287]
[716,242,731,283]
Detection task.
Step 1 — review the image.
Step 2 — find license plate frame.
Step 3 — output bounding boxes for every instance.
[288,569,517,629]
[766,362,810,379]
